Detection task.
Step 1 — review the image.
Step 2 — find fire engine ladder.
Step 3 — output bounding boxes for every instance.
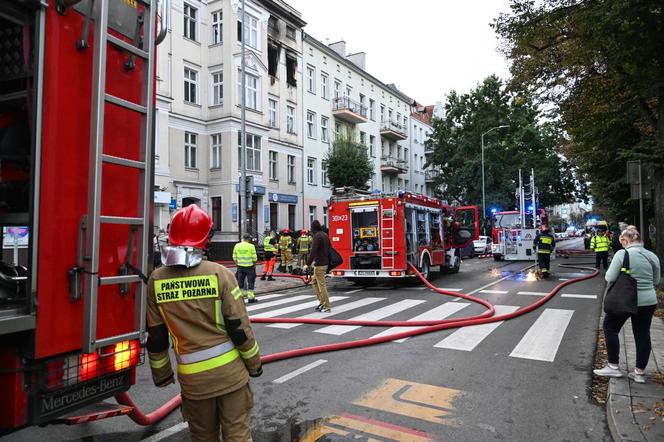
[381,204,396,269]
[81,0,157,353]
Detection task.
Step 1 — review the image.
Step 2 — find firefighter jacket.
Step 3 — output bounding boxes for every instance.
[279,235,292,252]
[534,232,556,254]
[233,241,257,267]
[263,236,277,252]
[146,260,262,400]
[591,233,610,252]
[297,235,311,253]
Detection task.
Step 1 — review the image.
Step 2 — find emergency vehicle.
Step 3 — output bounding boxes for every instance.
[327,189,479,282]
[490,208,550,261]
[0,0,167,432]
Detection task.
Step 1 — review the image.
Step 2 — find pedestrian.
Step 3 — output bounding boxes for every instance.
[296,229,311,268]
[233,232,258,303]
[146,204,262,442]
[610,224,623,254]
[278,228,293,273]
[594,226,661,383]
[534,225,555,278]
[303,220,331,313]
[590,227,610,270]
[260,230,277,281]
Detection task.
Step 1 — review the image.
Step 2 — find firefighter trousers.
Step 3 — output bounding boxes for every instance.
[312,265,330,308]
[537,253,551,276]
[297,252,309,267]
[595,251,609,270]
[181,383,254,442]
[236,267,256,299]
[280,251,292,270]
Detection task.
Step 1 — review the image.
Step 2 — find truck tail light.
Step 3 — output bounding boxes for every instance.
[332,270,344,276]
[389,271,402,276]
[113,340,140,371]
[80,352,99,381]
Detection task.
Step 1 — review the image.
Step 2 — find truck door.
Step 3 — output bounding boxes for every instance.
[429,212,445,265]
[453,206,479,247]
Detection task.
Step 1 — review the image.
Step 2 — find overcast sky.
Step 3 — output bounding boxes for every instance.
[287,0,512,105]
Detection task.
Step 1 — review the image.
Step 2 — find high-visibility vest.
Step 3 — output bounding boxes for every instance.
[298,236,311,253]
[591,234,610,252]
[263,236,276,252]
[233,241,257,267]
[279,235,292,250]
[535,233,555,254]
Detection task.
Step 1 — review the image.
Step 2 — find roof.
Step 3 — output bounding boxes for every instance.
[411,102,436,126]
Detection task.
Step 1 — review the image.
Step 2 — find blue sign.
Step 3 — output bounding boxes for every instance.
[235,184,266,195]
[169,198,177,210]
[268,192,298,204]
[231,203,238,223]
[264,204,270,224]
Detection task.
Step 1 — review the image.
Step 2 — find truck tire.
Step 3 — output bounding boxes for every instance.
[420,256,431,281]
[447,250,461,274]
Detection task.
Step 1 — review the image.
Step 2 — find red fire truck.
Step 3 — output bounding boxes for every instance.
[328,190,479,282]
[490,209,549,261]
[0,0,167,432]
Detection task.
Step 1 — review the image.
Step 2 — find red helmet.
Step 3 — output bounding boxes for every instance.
[168,204,213,249]
[281,228,290,234]
[300,229,308,235]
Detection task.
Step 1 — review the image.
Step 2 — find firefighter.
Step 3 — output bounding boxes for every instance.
[260,230,277,281]
[534,225,556,278]
[591,225,611,270]
[297,229,312,268]
[233,233,258,303]
[278,228,293,273]
[146,205,262,442]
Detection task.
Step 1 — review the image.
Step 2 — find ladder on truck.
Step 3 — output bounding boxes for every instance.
[380,202,396,270]
[82,0,156,353]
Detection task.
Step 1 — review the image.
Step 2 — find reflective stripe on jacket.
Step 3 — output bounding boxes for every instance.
[233,241,257,267]
[279,235,292,251]
[297,236,311,253]
[534,233,555,254]
[591,234,610,252]
[263,236,276,252]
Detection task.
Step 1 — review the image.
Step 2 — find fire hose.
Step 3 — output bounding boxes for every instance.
[117,261,598,424]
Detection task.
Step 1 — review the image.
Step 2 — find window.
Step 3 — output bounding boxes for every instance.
[335,121,342,139]
[334,79,341,98]
[211,10,222,44]
[268,44,279,77]
[321,161,329,186]
[237,70,259,110]
[359,131,366,146]
[380,104,385,122]
[287,155,296,183]
[211,197,222,231]
[306,111,316,138]
[210,133,221,169]
[359,93,366,108]
[369,135,376,157]
[323,207,328,226]
[286,25,296,40]
[269,150,278,180]
[184,67,198,104]
[307,157,317,185]
[237,13,259,49]
[268,98,278,128]
[237,132,261,171]
[184,132,197,169]
[404,148,408,167]
[345,85,352,98]
[183,3,197,41]
[369,99,375,121]
[309,206,317,224]
[321,116,329,142]
[211,71,223,106]
[306,65,315,94]
[286,53,297,87]
[286,105,296,134]
[321,73,328,99]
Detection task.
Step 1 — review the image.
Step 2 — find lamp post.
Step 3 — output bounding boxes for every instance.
[481,125,510,220]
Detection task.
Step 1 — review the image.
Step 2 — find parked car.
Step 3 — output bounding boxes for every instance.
[473,236,492,256]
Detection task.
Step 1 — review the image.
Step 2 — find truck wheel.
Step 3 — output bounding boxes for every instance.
[420,257,431,281]
[448,250,461,274]
[493,254,503,261]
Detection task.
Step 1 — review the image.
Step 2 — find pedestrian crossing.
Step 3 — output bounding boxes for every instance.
[251,288,598,363]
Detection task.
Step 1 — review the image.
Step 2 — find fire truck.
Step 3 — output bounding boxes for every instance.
[1,0,167,432]
[327,189,479,282]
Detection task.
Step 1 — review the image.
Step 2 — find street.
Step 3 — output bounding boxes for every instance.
[5,239,611,441]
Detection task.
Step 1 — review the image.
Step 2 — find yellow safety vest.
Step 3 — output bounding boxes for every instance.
[591,234,610,252]
[298,236,311,253]
[263,236,276,252]
[233,241,257,267]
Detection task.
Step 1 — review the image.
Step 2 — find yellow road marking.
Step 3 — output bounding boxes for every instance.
[300,414,432,442]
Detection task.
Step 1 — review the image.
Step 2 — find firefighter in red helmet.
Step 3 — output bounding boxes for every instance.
[147,205,262,442]
[278,228,293,272]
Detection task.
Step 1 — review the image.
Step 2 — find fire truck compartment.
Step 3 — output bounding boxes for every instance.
[351,208,380,252]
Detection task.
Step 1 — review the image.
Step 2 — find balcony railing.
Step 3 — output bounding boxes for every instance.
[332,96,368,124]
[380,120,407,140]
[425,170,439,182]
[380,156,407,174]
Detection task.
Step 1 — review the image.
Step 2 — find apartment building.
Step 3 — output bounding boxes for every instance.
[154,0,306,257]
[302,35,413,225]
[411,103,445,197]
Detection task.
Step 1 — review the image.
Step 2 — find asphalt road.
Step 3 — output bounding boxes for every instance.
[6,238,610,441]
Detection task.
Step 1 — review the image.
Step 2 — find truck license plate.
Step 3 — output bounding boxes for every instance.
[354,271,374,276]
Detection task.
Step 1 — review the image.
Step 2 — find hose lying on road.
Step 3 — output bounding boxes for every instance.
[117,261,598,425]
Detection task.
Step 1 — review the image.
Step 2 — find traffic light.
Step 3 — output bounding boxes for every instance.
[245,175,254,200]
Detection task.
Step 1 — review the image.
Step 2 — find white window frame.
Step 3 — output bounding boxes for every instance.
[334,79,341,98]
[321,73,328,99]
[369,135,376,157]
[322,161,329,186]
[238,13,260,50]
[321,116,329,143]
[211,10,222,45]
[184,66,198,104]
[286,105,296,134]
[211,70,223,106]
[369,99,375,121]
[237,132,262,172]
[210,133,222,169]
[183,3,198,42]
[306,65,316,94]
[287,155,296,184]
[307,157,317,185]
[237,70,260,110]
[185,131,198,169]
[323,206,328,226]
[306,110,316,139]
[308,206,317,224]
[268,98,278,128]
[269,150,278,181]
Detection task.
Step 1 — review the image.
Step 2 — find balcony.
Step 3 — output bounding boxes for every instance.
[424,144,435,155]
[380,120,407,141]
[425,170,438,182]
[380,156,407,175]
[332,97,368,124]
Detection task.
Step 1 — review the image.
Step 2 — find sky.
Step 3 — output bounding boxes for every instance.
[287,0,513,105]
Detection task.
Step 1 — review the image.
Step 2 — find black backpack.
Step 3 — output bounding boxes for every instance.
[327,236,343,273]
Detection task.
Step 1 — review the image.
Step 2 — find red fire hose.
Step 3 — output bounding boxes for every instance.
[117,262,598,425]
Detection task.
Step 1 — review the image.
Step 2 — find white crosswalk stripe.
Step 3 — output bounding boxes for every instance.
[434,305,520,351]
[246,295,312,312]
[315,299,426,336]
[516,291,548,296]
[479,289,509,294]
[369,302,470,343]
[267,297,386,329]
[561,293,597,299]
[251,296,348,318]
[509,308,574,362]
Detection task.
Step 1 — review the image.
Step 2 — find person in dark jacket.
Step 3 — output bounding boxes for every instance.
[534,225,556,277]
[303,220,331,312]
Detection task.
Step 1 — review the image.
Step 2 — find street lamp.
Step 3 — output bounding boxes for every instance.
[481,125,510,221]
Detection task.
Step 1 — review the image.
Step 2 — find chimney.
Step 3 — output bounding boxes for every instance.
[328,40,346,57]
[346,52,366,70]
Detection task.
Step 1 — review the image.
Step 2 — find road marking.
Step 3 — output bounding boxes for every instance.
[509,308,574,362]
[254,293,289,301]
[516,291,548,296]
[251,296,347,318]
[369,302,470,343]
[434,305,520,351]
[272,359,327,384]
[344,288,364,294]
[139,422,189,442]
[479,289,509,294]
[246,295,313,312]
[315,299,426,335]
[354,378,462,425]
[267,297,386,329]
[439,288,463,292]
[301,413,434,442]
[558,278,569,281]
[466,263,535,296]
[561,293,597,299]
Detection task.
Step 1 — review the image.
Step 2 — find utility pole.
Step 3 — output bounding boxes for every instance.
[239,0,247,238]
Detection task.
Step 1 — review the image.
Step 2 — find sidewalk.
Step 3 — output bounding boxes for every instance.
[606,315,664,441]
[232,263,309,295]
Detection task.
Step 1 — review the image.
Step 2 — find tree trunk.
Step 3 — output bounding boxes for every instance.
[654,88,664,288]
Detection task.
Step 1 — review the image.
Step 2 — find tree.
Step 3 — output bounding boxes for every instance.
[494,0,664,278]
[426,75,580,214]
[324,134,374,190]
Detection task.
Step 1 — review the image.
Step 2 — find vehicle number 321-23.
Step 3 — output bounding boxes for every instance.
[331,214,348,222]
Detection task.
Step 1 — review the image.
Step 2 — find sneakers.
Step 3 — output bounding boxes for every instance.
[320,307,331,313]
[247,298,258,304]
[315,304,324,312]
[628,371,646,383]
[267,276,275,281]
[593,364,623,378]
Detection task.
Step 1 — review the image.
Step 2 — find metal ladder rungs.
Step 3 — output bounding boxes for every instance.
[102,154,146,169]
[105,93,147,114]
[99,275,142,286]
[100,216,144,225]
[107,34,149,60]
[95,331,143,348]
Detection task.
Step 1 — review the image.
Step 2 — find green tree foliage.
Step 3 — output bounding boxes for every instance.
[324,134,374,190]
[426,75,580,214]
[493,0,664,271]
